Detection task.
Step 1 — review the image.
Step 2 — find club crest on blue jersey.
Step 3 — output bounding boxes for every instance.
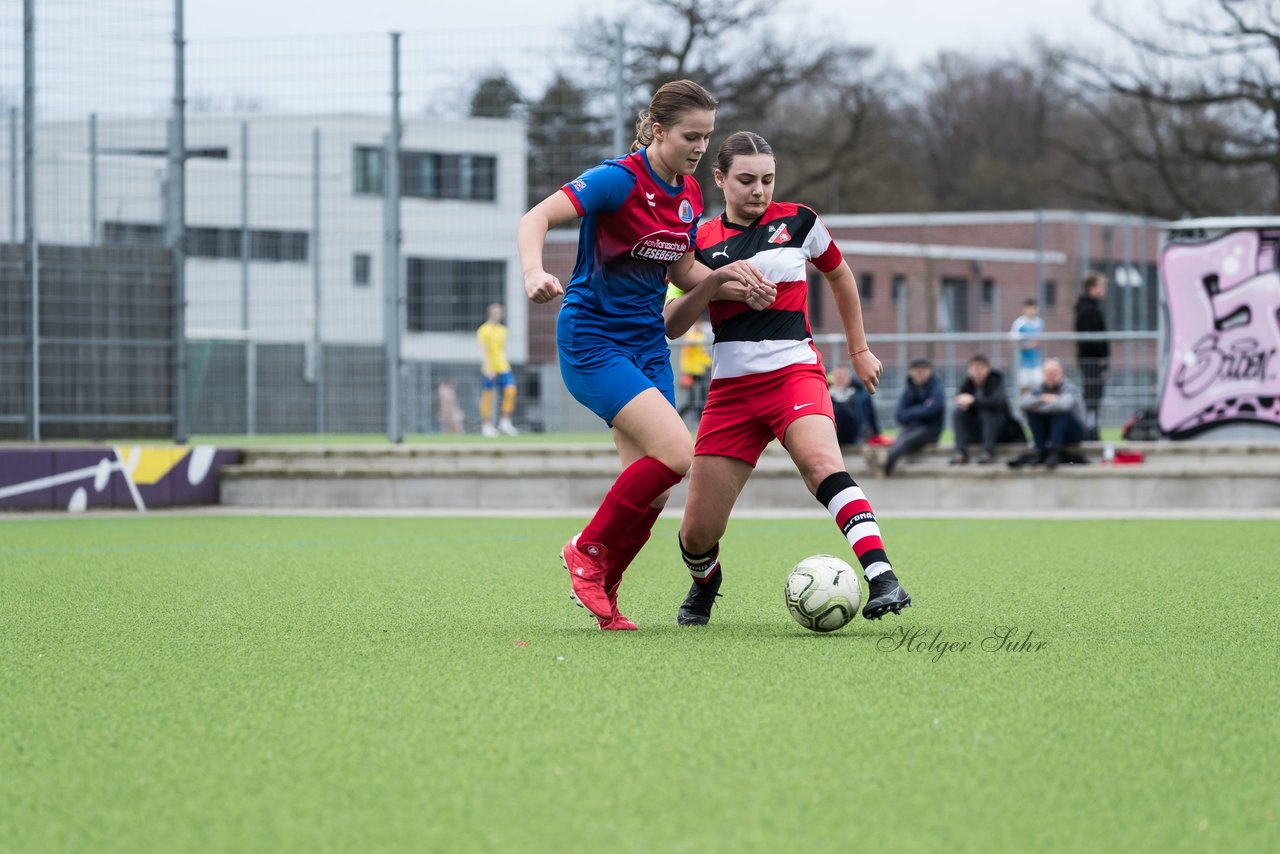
[678,199,695,223]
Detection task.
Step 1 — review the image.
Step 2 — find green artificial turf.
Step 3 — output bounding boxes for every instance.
[2,516,1276,852]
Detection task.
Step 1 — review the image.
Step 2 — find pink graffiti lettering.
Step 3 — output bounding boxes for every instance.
[1159,228,1280,437]
[1175,334,1276,399]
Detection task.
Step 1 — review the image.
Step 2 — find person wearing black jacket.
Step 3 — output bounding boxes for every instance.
[883,358,946,476]
[1074,271,1110,440]
[949,354,1026,464]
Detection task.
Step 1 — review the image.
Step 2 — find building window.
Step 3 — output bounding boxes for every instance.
[102,221,164,247]
[892,274,906,306]
[353,253,372,287]
[981,278,995,307]
[106,221,308,262]
[354,146,497,201]
[280,232,309,262]
[858,272,874,302]
[468,154,497,201]
[249,230,280,262]
[401,150,435,198]
[406,257,505,333]
[1044,279,1057,313]
[939,276,969,332]
[185,226,222,257]
[353,146,384,194]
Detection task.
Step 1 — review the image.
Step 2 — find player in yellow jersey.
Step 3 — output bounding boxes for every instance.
[677,319,712,424]
[477,303,517,437]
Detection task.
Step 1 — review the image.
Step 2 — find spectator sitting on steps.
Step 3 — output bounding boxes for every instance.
[882,357,945,477]
[1014,357,1088,469]
[829,364,882,446]
[950,354,1026,465]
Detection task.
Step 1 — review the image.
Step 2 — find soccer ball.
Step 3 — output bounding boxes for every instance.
[784,555,862,633]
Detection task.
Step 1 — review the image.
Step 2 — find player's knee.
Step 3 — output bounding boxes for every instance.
[798,457,845,493]
[653,440,694,476]
[680,522,723,556]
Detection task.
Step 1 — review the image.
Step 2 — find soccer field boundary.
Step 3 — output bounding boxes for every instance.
[5,506,1280,522]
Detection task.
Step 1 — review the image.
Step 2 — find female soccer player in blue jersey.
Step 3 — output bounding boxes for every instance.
[664,131,912,626]
[518,81,773,630]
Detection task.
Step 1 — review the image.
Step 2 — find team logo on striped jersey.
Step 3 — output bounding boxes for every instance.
[678,199,695,223]
[767,223,791,245]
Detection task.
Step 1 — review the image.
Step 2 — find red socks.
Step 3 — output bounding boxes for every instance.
[581,457,683,550]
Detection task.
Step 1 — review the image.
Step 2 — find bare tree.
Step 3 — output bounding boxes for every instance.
[581,0,897,209]
[1057,0,1280,217]
[906,50,1072,211]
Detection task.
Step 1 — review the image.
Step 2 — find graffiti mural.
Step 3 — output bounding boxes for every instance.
[1159,227,1280,438]
[0,446,240,511]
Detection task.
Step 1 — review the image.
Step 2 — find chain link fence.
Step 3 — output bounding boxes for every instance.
[1,3,1166,442]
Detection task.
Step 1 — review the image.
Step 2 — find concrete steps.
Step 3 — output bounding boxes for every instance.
[218,441,1280,512]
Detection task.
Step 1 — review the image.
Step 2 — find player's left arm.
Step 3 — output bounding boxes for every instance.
[825,260,882,395]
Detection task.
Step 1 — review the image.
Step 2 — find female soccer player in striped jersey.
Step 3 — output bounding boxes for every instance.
[664,131,911,625]
[518,81,774,631]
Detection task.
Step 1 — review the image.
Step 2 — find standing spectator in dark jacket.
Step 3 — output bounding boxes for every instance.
[950,354,1026,465]
[1074,271,1109,440]
[883,358,945,476]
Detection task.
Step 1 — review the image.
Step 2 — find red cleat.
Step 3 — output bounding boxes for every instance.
[561,536,612,619]
[599,611,639,630]
[598,580,638,630]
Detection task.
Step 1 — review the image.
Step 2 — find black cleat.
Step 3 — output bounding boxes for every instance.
[677,569,722,626]
[863,571,911,620]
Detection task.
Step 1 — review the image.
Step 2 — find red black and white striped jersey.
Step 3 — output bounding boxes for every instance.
[694,202,843,383]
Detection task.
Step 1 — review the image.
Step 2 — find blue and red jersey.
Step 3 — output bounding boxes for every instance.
[559,148,703,353]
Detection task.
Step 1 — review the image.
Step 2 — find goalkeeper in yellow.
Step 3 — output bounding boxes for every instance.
[477,303,518,436]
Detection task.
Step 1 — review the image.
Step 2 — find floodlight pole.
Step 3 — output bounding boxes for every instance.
[23,0,39,441]
[169,0,188,443]
[613,22,626,157]
[384,32,403,444]
[312,127,325,433]
[241,120,255,435]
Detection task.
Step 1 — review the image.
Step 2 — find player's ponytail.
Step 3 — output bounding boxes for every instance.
[630,79,718,153]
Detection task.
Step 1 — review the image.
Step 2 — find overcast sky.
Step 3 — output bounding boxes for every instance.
[187,0,1115,67]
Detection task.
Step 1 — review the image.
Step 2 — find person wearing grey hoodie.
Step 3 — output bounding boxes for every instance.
[1018,357,1087,468]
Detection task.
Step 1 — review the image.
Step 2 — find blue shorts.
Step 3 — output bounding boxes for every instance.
[482,371,515,390]
[559,342,675,426]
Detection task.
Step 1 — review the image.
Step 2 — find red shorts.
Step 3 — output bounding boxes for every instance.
[694,366,835,466]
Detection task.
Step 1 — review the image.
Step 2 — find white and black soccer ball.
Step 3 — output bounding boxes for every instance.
[784,555,862,633]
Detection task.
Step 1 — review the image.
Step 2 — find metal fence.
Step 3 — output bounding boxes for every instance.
[1,1,623,440]
[1,2,1164,442]
[807,330,1161,436]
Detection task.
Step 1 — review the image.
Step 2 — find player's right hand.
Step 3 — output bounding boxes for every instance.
[744,280,777,310]
[524,270,564,304]
[717,260,775,310]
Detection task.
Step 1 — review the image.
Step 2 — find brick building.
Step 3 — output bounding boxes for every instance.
[531,209,1160,366]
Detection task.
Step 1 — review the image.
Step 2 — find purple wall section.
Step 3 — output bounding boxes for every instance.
[0,447,241,511]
